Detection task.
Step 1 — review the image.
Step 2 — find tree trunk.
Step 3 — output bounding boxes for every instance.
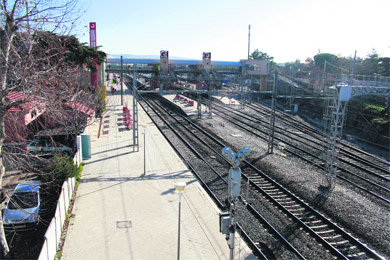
[0,112,10,255]
[0,13,16,256]
[0,15,15,92]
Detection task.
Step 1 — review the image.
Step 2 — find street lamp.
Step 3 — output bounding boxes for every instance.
[174,182,186,260]
[142,124,147,176]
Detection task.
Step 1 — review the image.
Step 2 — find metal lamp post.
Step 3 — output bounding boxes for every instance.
[221,146,250,260]
[174,182,186,260]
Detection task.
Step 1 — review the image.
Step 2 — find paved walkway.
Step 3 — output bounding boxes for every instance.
[62,88,255,259]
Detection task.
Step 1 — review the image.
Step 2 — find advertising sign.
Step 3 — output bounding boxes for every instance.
[89,22,97,89]
[89,22,96,47]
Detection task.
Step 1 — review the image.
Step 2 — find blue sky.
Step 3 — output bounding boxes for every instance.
[77,0,390,63]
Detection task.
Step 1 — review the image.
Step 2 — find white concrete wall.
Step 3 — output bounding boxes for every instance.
[38,177,75,260]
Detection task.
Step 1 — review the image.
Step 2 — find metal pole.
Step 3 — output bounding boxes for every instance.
[120,56,123,105]
[323,60,327,83]
[248,24,251,59]
[246,178,250,200]
[267,70,277,154]
[143,128,146,175]
[197,94,202,119]
[351,50,357,85]
[133,71,138,151]
[229,201,235,260]
[177,192,182,260]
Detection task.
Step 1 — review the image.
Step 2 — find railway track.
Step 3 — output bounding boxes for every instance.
[210,101,390,204]
[137,93,385,259]
[247,102,390,177]
[138,94,298,259]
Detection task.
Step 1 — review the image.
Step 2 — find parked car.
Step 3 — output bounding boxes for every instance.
[3,181,41,231]
[26,139,72,156]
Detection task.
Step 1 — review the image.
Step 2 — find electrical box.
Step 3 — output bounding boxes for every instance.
[228,168,241,199]
[219,213,231,235]
[81,134,91,159]
[339,86,352,102]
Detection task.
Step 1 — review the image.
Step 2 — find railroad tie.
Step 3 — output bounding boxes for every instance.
[346,251,366,258]
[283,204,302,209]
[310,224,329,230]
[262,188,280,193]
[303,219,322,226]
[259,183,273,187]
[315,228,335,235]
[277,199,295,204]
[329,240,349,246]
[321,234,342,240]
[272,194,288,199]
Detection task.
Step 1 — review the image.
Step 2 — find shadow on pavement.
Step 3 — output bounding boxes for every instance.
[78,170,193,198]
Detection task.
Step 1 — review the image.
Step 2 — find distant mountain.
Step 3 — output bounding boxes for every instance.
[108,54,195,60]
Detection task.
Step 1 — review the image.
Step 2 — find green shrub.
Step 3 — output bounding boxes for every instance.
[44,156,83,185]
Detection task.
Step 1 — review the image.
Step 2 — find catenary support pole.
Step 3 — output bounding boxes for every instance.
[120,56,123,105]
[267,70,277,154]
[351,50,357,85]
[248,24,251,59]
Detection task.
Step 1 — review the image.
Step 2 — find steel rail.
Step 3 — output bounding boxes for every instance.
[223,101,390,178]
[137,95,226,209]
[210,103,390,202]
[247,102,390,172]
[213,102,390,188]
[148,94,385,259]
[140,94,306,259]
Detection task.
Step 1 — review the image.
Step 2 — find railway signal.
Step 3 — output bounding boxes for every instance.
[221,146,250,260]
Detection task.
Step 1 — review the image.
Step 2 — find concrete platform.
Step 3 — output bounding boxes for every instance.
[218,96,241,106]
[163,94,209,117]
[162,94,241,118]
[61,88,256,259]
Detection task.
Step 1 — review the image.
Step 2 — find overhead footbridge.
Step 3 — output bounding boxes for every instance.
[104,51,272,92]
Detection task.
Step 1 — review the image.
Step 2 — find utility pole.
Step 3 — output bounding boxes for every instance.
[248,24,251,59]
[351,50,357,85]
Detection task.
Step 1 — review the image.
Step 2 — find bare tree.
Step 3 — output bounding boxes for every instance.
[0,0,88,255]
